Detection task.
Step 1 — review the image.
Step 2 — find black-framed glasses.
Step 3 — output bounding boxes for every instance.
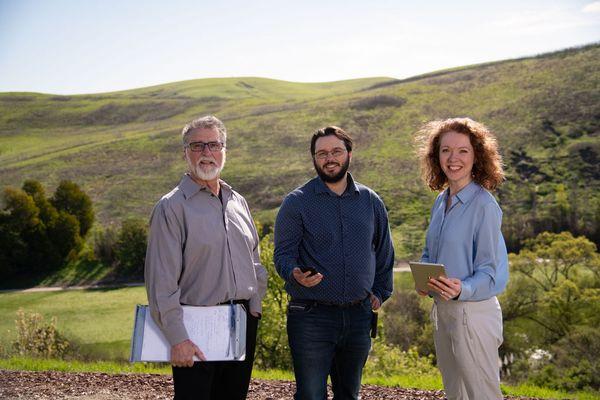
[185,141,225,152]
[314,148,346,160]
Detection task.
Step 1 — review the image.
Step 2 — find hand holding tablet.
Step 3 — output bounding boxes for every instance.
[408,262,447,294]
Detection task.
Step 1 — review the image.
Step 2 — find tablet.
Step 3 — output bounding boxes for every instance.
[408,262,447,293]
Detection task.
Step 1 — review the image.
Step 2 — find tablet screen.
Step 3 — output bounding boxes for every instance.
[408,262,447,293]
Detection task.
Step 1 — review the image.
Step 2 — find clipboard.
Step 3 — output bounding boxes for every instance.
[130,304,246,362]
[408,262,447,293]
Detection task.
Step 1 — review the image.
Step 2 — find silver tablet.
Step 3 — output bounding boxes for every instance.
[408,262,447,293]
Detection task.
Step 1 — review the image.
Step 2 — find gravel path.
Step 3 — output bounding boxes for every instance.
[0,370,542,400]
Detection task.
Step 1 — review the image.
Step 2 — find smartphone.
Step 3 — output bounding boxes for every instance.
[299,266,318,277]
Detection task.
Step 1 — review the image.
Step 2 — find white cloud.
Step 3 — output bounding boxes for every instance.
[582,2,600,13]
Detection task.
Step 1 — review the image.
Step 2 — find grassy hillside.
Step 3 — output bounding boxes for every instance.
[1,44,598,258]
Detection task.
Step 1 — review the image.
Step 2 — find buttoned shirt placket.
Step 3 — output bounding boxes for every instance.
[338,192,348,304]
[434,190,461,263]
[218,188,238,299]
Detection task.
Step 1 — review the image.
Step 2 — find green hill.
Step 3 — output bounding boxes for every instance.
[1,44,598,259]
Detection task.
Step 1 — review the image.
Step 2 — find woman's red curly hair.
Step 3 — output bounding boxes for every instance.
[416,117,505,191]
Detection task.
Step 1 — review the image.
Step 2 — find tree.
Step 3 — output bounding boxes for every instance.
[0,188,39,276]
[49,211,82,260]
[499,231,600,390]
[0,180,93,280]
[22,179,58,225]
[51,180,94,237]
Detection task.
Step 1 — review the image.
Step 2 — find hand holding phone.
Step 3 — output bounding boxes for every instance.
[292,267,323,287]
[299,266,318,277]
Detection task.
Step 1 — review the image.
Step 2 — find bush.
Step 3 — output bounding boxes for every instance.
[364,339,437,378]
[381,290,434,357]
[526,326,600,391]
[529,361,598,392]
[115,218,148,277]
[13,309,70,358]
[93,224,119,265]
[254,234,293,370]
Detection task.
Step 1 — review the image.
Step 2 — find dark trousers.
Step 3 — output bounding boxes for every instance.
[172,307,259,400]
[287,298,372,400]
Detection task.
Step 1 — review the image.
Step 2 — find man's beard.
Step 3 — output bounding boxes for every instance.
[314,156,350,183]
[187,154,226,181]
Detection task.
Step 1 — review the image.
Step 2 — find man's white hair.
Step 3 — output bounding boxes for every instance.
[181,115,227,145]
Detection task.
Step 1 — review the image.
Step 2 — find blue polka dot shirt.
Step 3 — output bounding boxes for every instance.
[274,174,395,304]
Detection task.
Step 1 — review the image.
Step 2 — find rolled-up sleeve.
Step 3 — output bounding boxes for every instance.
[144,200,188,346]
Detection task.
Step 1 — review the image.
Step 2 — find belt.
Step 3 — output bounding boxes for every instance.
[218,299,249,306]
[291,296,367,309]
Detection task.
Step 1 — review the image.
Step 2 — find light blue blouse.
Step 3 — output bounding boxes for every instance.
[421,181,508,301]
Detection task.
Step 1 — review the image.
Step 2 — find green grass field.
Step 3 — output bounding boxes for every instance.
[0,286,147,360]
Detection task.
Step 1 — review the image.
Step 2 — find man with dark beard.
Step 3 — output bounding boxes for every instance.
[274,126,395,400]
[145,115,267,400]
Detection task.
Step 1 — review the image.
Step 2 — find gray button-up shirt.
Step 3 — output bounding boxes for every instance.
[145,174,267,346]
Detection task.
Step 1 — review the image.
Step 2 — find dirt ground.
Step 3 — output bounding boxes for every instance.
[0,370,541,399]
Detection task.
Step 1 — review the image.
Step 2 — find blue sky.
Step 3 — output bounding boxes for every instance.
[0,0,598,94]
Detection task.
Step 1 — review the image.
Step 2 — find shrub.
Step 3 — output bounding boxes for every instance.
[115,218,148,277]
[13,309,70,358]
[364,339,437,378]
[381,290,434,357]
[254,234,293,370]
[527,326,600,391]
[93,224,119,265]
[529,361,598,392]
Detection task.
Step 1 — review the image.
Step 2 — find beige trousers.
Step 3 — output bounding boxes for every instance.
[431,296,503,400]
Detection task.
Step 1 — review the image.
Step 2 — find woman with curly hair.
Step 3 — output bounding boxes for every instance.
[416,117,509,400]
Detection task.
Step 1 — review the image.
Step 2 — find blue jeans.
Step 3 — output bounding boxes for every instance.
[287,298,372,400]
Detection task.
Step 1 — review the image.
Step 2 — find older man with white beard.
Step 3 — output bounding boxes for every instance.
[144,115,267,400]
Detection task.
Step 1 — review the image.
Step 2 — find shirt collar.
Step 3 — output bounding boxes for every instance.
[180,173,231,200]
[448,181,480,205]
[314,173,359,196]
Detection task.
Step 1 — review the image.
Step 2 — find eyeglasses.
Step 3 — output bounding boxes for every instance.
[185,141,225,152]
[314,148,347,160]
